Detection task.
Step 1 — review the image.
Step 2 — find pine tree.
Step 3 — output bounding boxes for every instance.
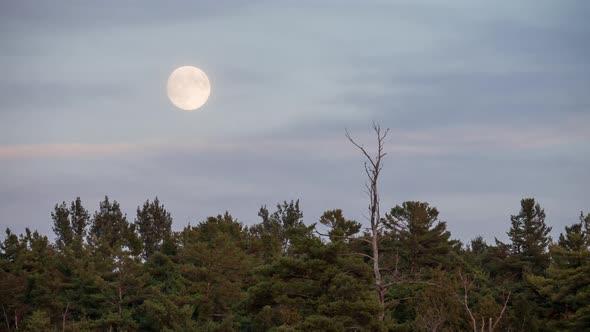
[506,198,552,274]
[528,212,590,330]
[52,202,73,251]
[0,229,61,330]
[384,201,457,274]
[250,200,308,259]
[137,249,197,331]
[87,196,131,253]
[318,209,362,243]
[52,197,90,253]
[135,197,173,259]
[498,199,554,331]
[70,197,90,253]
[50,197,91,330]
[1,229,31,330]
[246,216,382,331]
[178,212,255,326]
[87,196,142,331]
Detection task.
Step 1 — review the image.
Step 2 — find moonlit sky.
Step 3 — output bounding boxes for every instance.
[1,1,589,243]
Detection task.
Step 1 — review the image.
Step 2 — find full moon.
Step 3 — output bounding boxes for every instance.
[167,66,211,111]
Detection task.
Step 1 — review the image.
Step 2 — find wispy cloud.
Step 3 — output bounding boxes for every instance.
[0,143,137,159]
[2,117,586,160]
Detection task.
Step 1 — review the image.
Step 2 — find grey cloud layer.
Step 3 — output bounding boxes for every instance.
[0,1,588,243]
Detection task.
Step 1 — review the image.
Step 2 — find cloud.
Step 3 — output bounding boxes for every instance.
[1,121,588,242]
[0,143,137,159]
[0,0,588,243]
[2,116,587,160]
[0,1,261,31]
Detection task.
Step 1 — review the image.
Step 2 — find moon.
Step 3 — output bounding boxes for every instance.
[167,66,211,111]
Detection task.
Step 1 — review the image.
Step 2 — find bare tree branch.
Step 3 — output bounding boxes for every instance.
[340,252,376,261]
[456,269,512,332]
[491,291,511,331]
[346,123,390,322]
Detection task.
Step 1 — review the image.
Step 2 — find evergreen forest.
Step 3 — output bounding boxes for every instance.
[1,129,589,331]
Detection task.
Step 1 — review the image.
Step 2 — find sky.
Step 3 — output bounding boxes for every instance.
[1,0,589,243]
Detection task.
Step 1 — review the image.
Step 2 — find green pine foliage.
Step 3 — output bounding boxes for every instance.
[384,201,458,275]
[528,212,590,331]
[0,197,587,331]
[135,197,173,259]
[504,198,553,275]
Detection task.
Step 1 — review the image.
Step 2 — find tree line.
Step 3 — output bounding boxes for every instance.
[1,126,588,331]
[2,197,588,331]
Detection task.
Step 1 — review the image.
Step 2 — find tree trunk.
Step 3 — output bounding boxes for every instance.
[2,305,9,331]
[372,221,385,320]
[347,123,390,322]
[118,283,123,316]
[62,302,69,332]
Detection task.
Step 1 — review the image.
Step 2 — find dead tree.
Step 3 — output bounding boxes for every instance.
[414,294,449,332]
[62,302,69,332]
[346,122,390,321]
[456,269,511,332]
